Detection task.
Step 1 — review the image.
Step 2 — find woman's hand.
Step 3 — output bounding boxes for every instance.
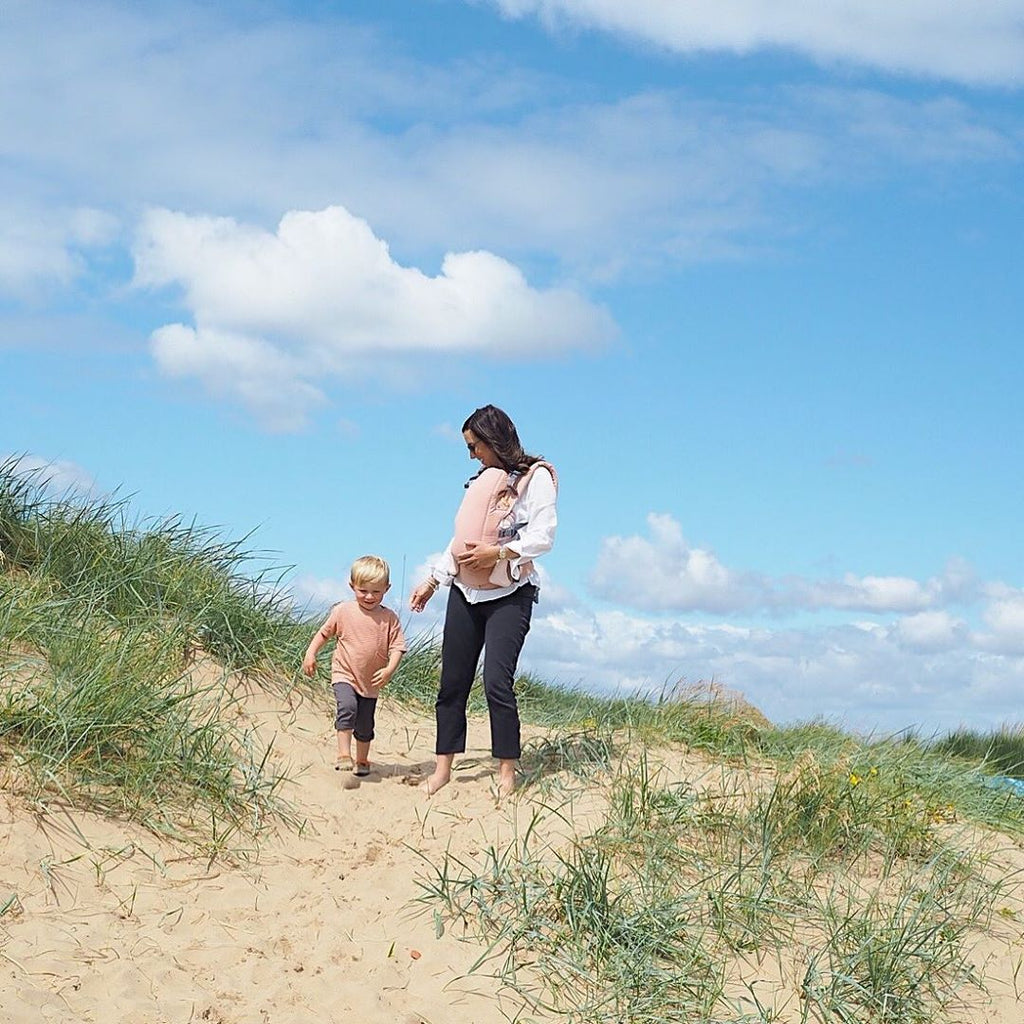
[410,580,437,613]
[455,541,500,572]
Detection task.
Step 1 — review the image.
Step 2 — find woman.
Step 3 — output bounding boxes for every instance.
[410,404,557,797]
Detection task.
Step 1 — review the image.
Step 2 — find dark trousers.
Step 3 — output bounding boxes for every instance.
[332,681,377,742]
[435,584,536,760]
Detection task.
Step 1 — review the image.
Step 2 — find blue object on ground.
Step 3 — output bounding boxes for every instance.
[985,775,1024,796]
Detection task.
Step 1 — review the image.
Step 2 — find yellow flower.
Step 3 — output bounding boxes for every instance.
[849,773,861,787]
[869,766,879,777]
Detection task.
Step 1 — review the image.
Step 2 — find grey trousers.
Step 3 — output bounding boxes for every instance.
[332,680,377,742]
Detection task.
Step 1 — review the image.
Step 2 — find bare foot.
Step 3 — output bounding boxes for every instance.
[497,773,516,799]
[419,772,450,797]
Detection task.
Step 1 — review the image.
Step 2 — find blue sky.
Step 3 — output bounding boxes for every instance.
[3,0,1023,735]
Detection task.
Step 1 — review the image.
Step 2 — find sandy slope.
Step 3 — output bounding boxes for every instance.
[0,686,554,1024]
[4,682,1024,1024]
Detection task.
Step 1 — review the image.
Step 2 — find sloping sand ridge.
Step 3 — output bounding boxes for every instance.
[4,676,1024,1024]
[1,681,548,1024]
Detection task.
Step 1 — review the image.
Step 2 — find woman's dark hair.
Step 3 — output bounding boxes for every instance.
[463,404,541,474]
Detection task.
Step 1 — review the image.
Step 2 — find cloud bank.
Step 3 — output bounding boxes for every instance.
[525,602,1024,735]
[563,509,1024,731]
[483,0,1024,85]
[134,205,614,429]
[590,513,976,614]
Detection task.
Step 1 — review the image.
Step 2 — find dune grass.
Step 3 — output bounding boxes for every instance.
[4,461,1024,1020]
[417,746,1016,1023]
[932,725,1024,780]
[0,459,314,849]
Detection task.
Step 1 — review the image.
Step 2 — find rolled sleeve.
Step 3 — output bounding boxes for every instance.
[430,541,458,586]
[508,467,557,574]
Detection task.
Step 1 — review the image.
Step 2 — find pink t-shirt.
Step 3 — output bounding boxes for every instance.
[315,601,407,691]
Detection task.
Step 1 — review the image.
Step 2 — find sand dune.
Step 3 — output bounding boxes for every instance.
[5,682,1024,1024]
[1,686,551,1024]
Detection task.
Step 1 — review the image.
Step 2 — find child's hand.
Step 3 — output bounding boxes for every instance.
[371,667,391,689]
[302,655,317,677]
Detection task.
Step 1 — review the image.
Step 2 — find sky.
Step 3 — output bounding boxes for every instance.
[2,0,1023,736]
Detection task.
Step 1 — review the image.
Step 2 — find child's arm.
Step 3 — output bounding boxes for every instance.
[370,649,403,689]
[302,633,325,677]
[302,617,335,677]
[301,602,337,675]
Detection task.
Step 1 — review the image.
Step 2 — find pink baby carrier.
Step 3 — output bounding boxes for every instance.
[452,461,557,589]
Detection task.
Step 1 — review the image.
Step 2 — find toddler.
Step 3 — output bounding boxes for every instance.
[302,555,407,777]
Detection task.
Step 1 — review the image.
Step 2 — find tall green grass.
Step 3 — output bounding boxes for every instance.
[0,458,311,671]
[0,459,313,848]
[932,725,1024,780]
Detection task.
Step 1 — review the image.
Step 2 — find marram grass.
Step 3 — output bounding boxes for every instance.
[0,459,310,849]
[932,724,1024,780]
[416,749,1014,1023]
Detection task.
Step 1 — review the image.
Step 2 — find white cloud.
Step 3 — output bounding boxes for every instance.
[2,454,99,497]
[482,0,1024,85]
[0,224,77,295]
[567,517,1020,730]
[980,593,1024,655]
[590,513,979,615]
[895,610,968,652]
[801,90,1015,167]
[0,207,118,297]
[797,575,934,613]
[590,513,763,613]
[135,205,613,427]
[558,518,1023,730]
[150,325,327,434]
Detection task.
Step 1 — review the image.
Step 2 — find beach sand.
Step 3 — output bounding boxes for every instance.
[3,680,1024,1023]
[0,682,554,1024]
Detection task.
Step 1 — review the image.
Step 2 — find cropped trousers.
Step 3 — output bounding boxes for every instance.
[435,583,536,760]
[332,680,377,742]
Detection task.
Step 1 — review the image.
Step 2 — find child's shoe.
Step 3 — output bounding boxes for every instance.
[334,755,354,771]
[353,760,371,777]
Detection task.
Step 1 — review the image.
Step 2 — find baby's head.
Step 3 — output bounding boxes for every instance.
[349,555,391,610]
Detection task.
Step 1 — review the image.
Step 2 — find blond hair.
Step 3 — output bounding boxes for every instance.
[350,555,390,587]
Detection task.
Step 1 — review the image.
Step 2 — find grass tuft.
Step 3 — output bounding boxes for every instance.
[0,459,308,850]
